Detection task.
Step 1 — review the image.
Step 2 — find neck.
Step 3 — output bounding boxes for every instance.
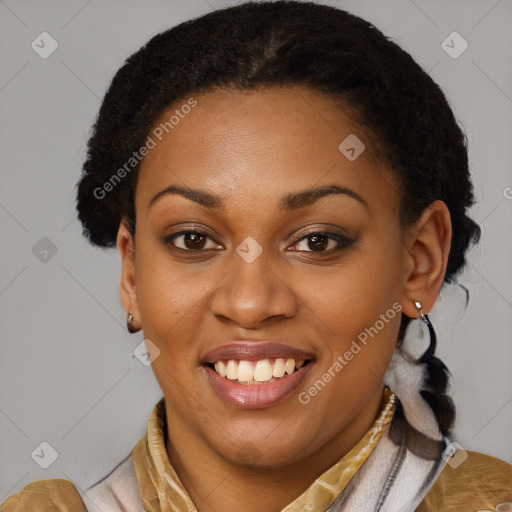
[164,388,385,512]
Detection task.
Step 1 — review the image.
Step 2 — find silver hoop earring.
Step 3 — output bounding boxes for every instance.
[414,300,431,327]
[127,310,136,333]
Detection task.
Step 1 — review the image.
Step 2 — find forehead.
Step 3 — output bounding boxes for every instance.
[136,86,399,217]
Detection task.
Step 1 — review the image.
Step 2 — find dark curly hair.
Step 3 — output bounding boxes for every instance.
[75,1,480,435]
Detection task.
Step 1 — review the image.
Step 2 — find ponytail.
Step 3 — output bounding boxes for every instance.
[398,315,456,436]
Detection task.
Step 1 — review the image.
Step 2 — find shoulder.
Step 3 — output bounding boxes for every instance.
[1,478,86,512]
[418,450,512,511]
[1,456,144,512]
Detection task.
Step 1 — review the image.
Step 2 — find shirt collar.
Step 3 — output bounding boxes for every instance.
[131,387,396,512]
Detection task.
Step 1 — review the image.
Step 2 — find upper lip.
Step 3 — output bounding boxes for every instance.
[202,342,315,364]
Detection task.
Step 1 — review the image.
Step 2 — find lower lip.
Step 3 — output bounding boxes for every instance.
[203,363,314,409]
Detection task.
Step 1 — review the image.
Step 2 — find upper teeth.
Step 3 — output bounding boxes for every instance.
[214,358,305,383]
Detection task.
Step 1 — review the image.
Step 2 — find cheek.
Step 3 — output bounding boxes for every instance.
[296,261,401,437]
[301,236,403,331]
[133,242,209,358]
[298,233,403,390]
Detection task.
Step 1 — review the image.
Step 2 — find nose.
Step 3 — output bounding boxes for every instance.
[209,247,298,329]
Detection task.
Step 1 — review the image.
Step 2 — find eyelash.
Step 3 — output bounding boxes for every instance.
[162,229,354,255]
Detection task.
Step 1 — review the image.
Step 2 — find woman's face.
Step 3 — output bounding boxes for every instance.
[124,86,413,468]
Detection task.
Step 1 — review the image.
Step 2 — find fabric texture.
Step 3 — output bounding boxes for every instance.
[1,479,87,512]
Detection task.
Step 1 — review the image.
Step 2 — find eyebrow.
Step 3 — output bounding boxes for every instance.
[148,184,368,211]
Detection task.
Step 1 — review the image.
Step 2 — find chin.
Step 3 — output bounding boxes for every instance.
[208,425,321,469]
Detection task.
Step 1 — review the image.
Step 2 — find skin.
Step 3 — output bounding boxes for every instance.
[117,85,451,512]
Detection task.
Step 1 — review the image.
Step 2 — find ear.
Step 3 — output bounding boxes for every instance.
[117,219,140,328]
[400,200,452,318]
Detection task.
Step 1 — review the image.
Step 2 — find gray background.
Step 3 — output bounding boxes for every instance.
[1,0,511,501]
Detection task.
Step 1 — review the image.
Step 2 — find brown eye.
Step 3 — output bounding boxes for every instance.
[304,234,329,252]
[291,232,353,253]
[164,230,222,251]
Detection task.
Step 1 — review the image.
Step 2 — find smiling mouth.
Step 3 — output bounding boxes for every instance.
[206,358,314,385]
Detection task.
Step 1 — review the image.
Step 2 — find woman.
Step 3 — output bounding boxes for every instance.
[3,1,511,511]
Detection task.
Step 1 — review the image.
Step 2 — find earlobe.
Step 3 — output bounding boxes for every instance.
[401,200,452,318]
[117,220,142,333]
